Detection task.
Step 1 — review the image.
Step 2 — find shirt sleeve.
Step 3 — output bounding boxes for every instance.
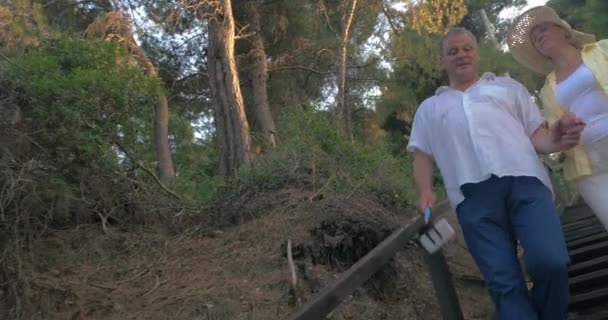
[406,102,433,156]
[515,82,545,137]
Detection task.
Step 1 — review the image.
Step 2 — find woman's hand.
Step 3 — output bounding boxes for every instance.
[554,112,586,150]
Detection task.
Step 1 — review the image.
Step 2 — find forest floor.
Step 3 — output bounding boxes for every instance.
[10,189,494,320]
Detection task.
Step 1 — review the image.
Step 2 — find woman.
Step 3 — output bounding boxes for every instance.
[508,6,608,229]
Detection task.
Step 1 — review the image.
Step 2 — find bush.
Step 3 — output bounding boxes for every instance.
[172,143,226,206]
[0,36,176,319]
[0,36,167,233]
[233,110,420,208]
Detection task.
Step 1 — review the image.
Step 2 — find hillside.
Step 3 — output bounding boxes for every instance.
[3,189,493,320]
[0,1,558,318]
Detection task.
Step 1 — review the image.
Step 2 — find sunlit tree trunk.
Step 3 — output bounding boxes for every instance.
[207,0,252,176]
[336,0,357,142]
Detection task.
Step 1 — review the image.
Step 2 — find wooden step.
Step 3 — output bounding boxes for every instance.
[570,310,608,320]
[562,203,608,317]
[568,234,608,251]
[563,219,602,233]
[570,288,608,311]
[570,241,608,264]
[562,208,595,224]
[564,223,604,235]
[569,256,608,278]
[562,216,596,226]
[570,269,608,293]
[565,227,606,243]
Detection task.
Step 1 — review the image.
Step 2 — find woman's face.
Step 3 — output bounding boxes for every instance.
[530,22,570,57]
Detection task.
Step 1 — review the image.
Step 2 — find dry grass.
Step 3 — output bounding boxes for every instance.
[4,189,494,320]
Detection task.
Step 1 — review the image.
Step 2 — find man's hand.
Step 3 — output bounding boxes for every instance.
[417,190,436,215]
[533,112,586,154]
[413,151,436,215]
[553,112,586,150]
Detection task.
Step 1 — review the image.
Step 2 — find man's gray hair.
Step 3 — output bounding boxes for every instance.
[439,27,478,56]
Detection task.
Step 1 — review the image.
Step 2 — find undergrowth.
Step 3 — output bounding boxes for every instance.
[0,37,426,319]
[0,37,177,319]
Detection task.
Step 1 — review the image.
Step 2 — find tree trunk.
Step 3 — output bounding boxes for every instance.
[336,0,357,142]
[479,9,498,48]
[246,2,277,149]
[85,10,176,184]
[135,36,175,185]
[154,92,175,184]
[207,0,252,176]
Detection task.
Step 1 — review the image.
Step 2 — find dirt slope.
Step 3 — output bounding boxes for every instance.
[14,190,493,320]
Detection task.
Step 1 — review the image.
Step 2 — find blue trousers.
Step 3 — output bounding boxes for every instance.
[456,175,570,320]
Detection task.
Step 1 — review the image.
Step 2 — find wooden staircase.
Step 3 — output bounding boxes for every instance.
[562,203,608,319]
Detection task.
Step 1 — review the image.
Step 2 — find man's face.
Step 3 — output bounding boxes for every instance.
[440,33,480,81]
[530,22,569,57]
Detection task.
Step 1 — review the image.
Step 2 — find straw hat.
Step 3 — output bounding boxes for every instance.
[507,6,596,75]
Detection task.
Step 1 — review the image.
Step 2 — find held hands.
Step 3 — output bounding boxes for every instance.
[417,190,436,215]
[553,112,586,151]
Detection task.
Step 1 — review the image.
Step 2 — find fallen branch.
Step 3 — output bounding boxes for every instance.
[308,174,335,202]
[116,267,151,285]
[0,52,27,72]
[346,180,365,199]
[141,275,168,297]
[269,65,327,75]
[287,239,301,306]
[114,140,181,201]
[87,280,116,291]
[94,209,110,235]
[287,240,297,289]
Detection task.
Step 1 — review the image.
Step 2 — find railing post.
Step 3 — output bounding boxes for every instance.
[423,250,464,320]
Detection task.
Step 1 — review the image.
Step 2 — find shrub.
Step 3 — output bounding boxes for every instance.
[233,110,421,208]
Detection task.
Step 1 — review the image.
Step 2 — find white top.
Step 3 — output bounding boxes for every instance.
[407,73,552,208]
[556,64,608,173]
[556,63,608,145]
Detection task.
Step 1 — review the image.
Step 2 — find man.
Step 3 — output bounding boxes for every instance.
[407,27,585,320]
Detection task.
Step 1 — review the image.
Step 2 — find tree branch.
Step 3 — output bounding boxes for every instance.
[113,140,181,201]
[382,5,401,35]
[268,65,328,75]
[234,32,256,40]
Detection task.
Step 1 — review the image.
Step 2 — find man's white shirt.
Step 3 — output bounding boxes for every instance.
[407,72,553,208]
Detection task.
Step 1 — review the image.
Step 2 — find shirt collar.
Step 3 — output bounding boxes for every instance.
[582,41,597,53]
[435,72,497,95]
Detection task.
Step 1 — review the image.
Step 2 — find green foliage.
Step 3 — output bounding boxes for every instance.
[14,37,159,167]
[38,0,107,33]
[548,0,608,39]
[234,110,419,208]
[0,35,187,318]
[375,30,443,132]
[478,42,544,92]
[459,0,527,41]
[585,0,608,39]
[1,36,161,227]
[235,0,384,113]
[0,0,48,52]
[172,142,226,206]
[406,0,468,35]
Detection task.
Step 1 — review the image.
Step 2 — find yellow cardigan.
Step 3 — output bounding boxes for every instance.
[539,40,608,182]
